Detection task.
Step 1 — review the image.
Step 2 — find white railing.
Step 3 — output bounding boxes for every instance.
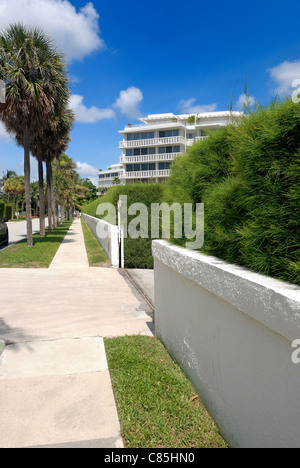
[99,172,124,181]
[123,121,184,130]
[119,136,186,149]
[120,152,182,164]
[122,170,170,179]
[186,136,207,146]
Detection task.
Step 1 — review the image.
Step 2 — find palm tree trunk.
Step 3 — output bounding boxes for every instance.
[46,160,53,231]
[60,197,64,225]
[38,156,46,237]
[16,195,19,220]
[24,139,33,246]
[11,195,15,220]
[53,193,57,229]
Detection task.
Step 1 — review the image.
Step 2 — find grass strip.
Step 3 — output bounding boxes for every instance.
[80,218,110,267]
[105,335,229,448]
[0,219,73,268]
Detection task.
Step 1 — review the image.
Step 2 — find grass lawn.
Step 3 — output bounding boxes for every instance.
[0,219,73,268]
[105,335,229,449]
[80,217,110,267]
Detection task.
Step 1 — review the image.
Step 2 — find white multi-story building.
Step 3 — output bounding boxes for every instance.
[98,163,125,188]
[98,111,243,188]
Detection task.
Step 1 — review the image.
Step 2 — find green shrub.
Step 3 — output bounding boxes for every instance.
[83,184,165,269]
[165,98,300,286]
[0,201,5,219]
[3,203,12,220]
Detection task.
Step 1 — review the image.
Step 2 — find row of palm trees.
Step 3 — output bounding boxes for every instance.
[2,154,85,222]
[0,23,75,246]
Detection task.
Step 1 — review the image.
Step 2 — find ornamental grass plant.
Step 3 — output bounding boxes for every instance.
[165,98,300,286]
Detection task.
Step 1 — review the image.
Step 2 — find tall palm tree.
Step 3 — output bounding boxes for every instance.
[0,23,70,246]
[3,175,24,220]
[52,153,80,225]
[44,109,75,230]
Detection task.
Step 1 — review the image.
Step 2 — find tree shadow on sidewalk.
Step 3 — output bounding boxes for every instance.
[0,317,37,351]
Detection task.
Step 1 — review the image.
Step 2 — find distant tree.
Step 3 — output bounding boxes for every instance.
[80,178,98,205]
[113,177,121,185]
[4,175,25,219]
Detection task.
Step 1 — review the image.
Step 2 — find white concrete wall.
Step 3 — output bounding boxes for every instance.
[152,240,300,448]
[81,214,119,268]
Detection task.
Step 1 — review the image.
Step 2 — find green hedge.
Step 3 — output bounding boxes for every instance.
[0,202,12,220]
[3,204,12,220]
[0,201,5,219]
[165,98,300,286]
[82,184,165,268]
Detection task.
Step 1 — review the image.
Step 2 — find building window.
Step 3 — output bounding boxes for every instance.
[127,131,154,141]
[126,163,156,172]
[127,147,156,156]
[158,162,171,170]
[158,146,174,154]
[159,130,179,137]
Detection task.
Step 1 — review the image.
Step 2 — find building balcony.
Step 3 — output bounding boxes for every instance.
[186,136,207,146]
[99,172,124,181]
[120,135,208,149]
[121,169,170,179]
[119,135,186,149]
[120,152,181,164]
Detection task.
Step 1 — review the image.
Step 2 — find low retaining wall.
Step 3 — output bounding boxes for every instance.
[81,213,119,268]
[152,240,300,448]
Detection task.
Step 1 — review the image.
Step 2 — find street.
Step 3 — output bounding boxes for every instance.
[0,218,48,249]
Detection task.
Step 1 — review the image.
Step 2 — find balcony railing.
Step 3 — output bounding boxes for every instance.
[119,136,186,149]
[120,135,208,149]
[121,170,170,179]
[120,152,182,164]
[99,172,124,180]
[186,136,207,146]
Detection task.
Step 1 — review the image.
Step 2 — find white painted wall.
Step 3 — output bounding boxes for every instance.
[81,213,120,268]
[152,240,300,448]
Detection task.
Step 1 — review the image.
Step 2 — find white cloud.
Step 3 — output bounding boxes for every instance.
[69,95,115,123]
[76,161,99,185]
[268,60,300,95]
[0,122,11,140]
[114,87,143,119]
[0,0,104,62]
[236,93,256,110]
[178,98,217,114]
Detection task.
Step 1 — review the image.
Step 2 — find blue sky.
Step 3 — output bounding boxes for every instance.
[1,0,300,185]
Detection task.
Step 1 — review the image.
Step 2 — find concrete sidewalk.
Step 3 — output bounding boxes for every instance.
[0,220,154,448]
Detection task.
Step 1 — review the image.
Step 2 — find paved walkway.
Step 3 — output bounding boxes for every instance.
[0,220,154,448]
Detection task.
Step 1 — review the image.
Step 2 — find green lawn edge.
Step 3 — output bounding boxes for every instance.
[0,219,73,268]
[104,335,229,449]
[80,217,110,267]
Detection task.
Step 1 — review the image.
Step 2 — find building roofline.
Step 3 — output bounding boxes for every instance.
[139,111,243,123]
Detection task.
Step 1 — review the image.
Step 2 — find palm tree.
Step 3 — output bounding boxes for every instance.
[36,108,75,231]
[3,175,24,220]
[0,24,70,246]
[52,153,88,224]
[30,181,39,216]
[1,170,17,203]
